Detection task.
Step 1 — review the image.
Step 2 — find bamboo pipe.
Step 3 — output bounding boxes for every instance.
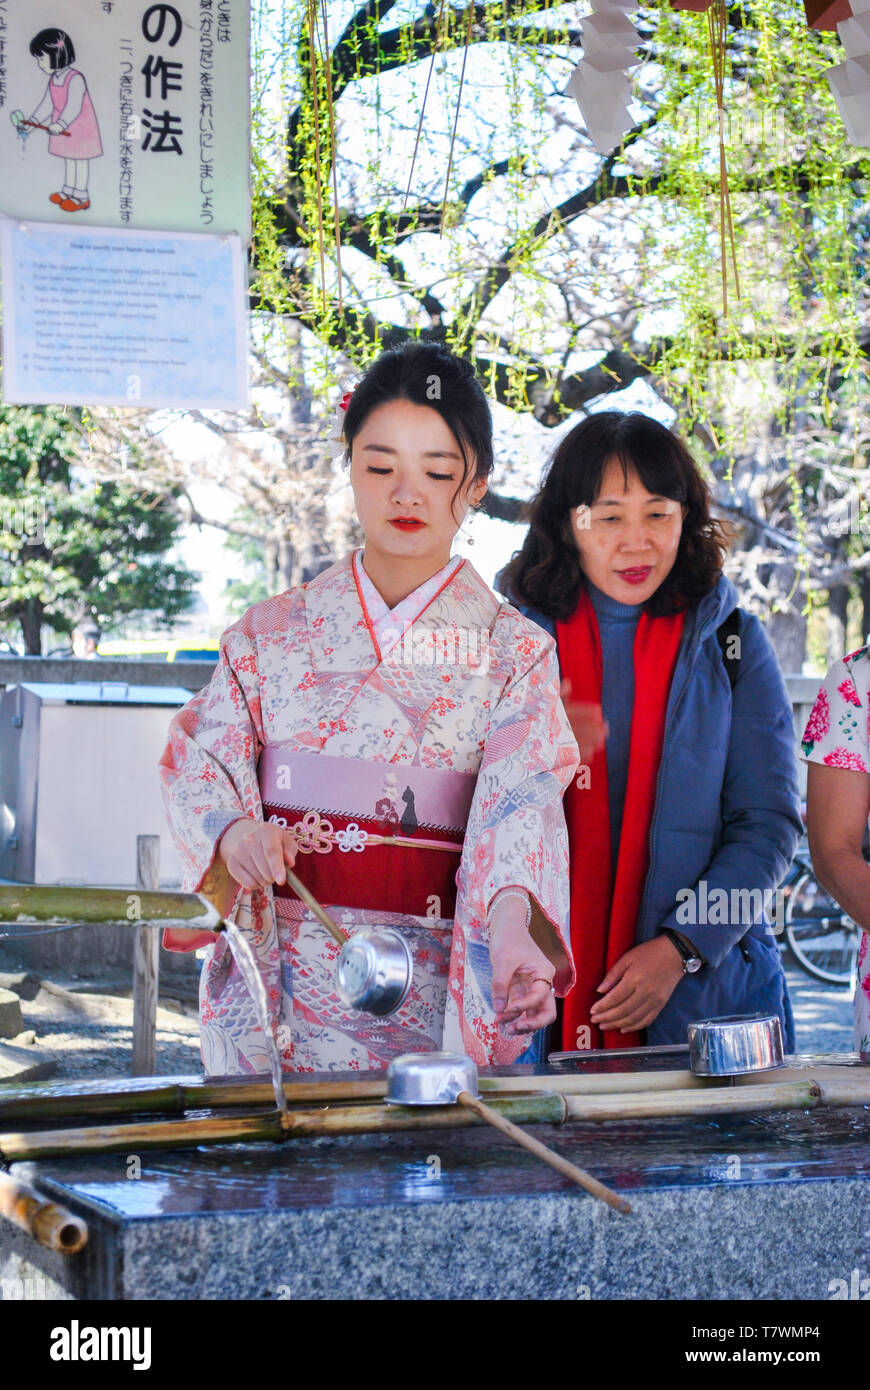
[0,878,348,948]
[0,1170,88,1254]
[0,1068,721,1125]
[2,1073,862,1163]
[454,1090,630,1212]
[0,884,223,932]
[0,1094,568,1162]
[0,1077,382,1124]
[561,1080,821,1123]
[2,1065,862,1127]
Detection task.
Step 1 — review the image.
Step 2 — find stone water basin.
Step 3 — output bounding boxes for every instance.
[1,1050,868,1300]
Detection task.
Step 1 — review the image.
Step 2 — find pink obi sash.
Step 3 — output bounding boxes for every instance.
[259,749,477,919]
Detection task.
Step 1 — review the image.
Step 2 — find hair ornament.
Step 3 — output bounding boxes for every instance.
[327,386,356,459]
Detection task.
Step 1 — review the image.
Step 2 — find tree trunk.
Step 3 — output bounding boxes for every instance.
[826,582,849,665]
[764,604,807,675]
[277,533,296,592]
[264,534,278,596]
[20,600,43,655]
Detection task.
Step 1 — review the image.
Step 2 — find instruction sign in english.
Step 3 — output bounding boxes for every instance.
[0,219,248,408]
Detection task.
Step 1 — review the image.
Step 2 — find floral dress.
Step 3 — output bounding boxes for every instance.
[801,646,870,1056]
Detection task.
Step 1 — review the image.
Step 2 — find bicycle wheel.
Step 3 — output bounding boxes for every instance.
[784,869,859,987]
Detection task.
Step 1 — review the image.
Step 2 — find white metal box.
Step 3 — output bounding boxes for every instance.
[0,681,189,888]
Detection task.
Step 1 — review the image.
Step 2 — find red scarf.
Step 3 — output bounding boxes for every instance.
[556,584,684,1051]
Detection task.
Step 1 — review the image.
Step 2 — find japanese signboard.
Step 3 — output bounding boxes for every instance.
[1,220,249,408]
[0,0,250,238]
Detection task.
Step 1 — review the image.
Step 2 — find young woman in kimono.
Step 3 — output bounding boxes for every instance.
[159,341,578,1075]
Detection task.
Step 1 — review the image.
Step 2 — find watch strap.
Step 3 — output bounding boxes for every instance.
[660,927,703,970]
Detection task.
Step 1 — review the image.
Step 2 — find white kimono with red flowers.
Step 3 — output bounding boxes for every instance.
[159,552,578,1075]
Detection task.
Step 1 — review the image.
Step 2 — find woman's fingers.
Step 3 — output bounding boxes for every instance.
[498,976,554,1029]
[248,836,279,886]
[591,989,644,1027]
[591,973,635,1014]
[226,824,295,890]
[596,956,629,994]
[508,995,557,1034]
[594,992,657,1030]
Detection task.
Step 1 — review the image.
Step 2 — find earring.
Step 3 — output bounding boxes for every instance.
[466,505,477,546]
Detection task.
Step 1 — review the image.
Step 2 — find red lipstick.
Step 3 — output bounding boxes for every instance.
[390,518,425,531]
[617,566,653,585]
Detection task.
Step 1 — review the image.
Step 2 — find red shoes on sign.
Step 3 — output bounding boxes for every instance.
[49,192,91,212]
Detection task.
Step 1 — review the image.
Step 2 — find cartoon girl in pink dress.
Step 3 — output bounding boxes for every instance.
[26,28,103,213]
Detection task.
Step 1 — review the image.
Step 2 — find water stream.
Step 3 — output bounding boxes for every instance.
[222,922,288,1116]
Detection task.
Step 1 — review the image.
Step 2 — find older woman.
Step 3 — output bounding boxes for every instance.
[802,652,870,1058]
[499,410,802,1052]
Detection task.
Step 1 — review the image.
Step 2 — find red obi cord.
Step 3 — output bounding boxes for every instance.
[262,805,463,919]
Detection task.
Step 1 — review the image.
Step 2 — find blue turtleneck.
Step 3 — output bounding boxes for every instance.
[585,578,644,880]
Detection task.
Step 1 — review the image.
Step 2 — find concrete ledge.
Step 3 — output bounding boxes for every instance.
[1,1173,867,1301]
[0,1041,57,1084]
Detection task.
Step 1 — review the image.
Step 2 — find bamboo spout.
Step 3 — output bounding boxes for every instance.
[0,1170,88,1255]
[0,884,223,932]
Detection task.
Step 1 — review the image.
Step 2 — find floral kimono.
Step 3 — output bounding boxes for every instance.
[159,551,578,1075]
[801,646,870,1057]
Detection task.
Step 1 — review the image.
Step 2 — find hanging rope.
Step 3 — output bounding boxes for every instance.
[440,1,478,237]
[707,0,741,313]
[404,0,448,214]
[319,0,344,315]
[306,0,329,309]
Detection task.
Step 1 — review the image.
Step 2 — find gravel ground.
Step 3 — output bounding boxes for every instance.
[786,963,855,1054]
[0,949,856,1084]
[0,946,202,1080]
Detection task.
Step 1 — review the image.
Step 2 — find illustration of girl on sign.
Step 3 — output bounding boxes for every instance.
[13,29,103,213]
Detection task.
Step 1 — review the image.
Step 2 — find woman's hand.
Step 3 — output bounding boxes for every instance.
[218,818,298,892]
[489,898,557,1037]
[560,678,608,763]
[589,936,684,1033]
[48,121,65,135]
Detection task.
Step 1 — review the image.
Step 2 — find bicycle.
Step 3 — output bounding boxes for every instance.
[780,841,861,991]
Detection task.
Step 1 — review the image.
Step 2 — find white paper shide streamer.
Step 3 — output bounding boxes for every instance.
[827,0,870,148]
[565,0,641,155]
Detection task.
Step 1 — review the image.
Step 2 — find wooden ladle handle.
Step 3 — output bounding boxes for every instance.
[283,869,349,946]
[456,1091,630,1214]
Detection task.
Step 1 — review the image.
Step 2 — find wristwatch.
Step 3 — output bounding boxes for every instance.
[660,927,704,975]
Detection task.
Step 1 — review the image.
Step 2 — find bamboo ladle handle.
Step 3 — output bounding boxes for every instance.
[456,1092,630,1214]
[283,868,349,946]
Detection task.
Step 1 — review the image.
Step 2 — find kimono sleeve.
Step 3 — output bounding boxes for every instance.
[456,620,579,996]
[158,625,266,938]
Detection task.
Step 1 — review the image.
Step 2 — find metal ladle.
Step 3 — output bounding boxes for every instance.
[283,869,413,1017]
[386,1051,630,1213]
